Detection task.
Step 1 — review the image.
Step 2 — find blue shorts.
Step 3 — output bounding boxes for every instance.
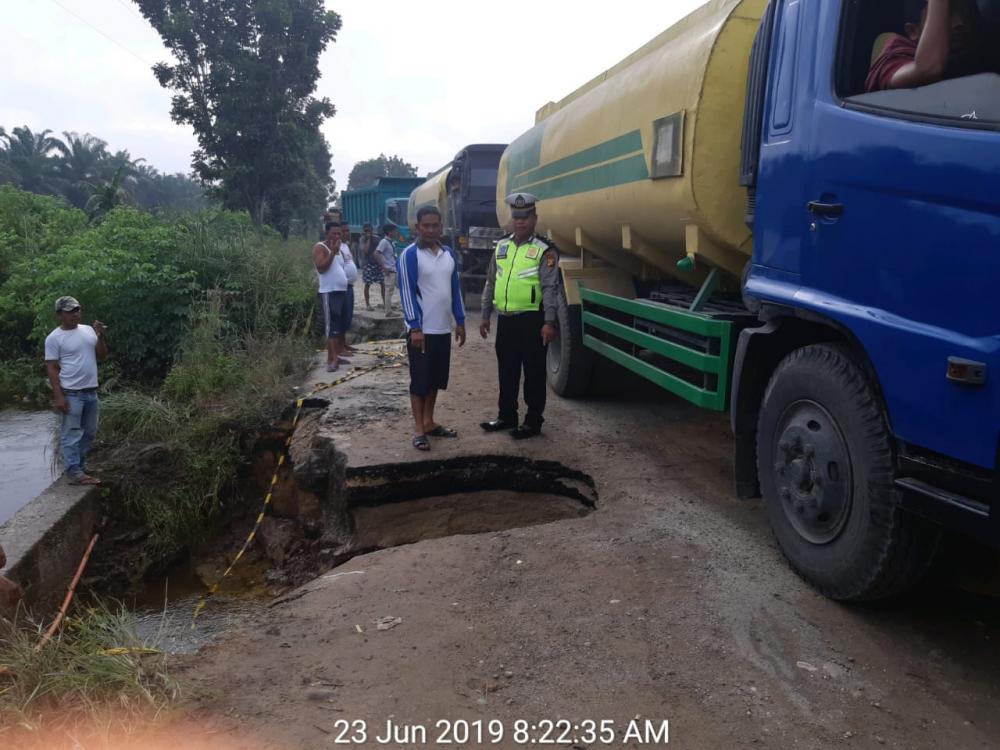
[320,291,347,338]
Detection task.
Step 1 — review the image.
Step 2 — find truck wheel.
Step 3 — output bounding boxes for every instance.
[547,293,593,397]
[756,344,939,600]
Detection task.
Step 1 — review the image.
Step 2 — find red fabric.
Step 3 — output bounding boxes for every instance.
[865,35,918,92]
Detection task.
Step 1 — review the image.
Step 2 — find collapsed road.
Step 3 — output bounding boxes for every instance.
[154,334,999,750]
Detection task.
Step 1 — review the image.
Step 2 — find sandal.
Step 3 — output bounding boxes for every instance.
[412,434,430,451]
[427,425,458,438]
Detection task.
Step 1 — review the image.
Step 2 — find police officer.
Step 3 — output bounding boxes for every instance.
[479,192,563,439]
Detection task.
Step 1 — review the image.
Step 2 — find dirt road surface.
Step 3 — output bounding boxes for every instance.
[163,334,1000,750]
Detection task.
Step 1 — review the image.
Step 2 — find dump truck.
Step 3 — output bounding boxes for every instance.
[340,176,424,241]
[409,144,508,295]
[498,0,1000,600]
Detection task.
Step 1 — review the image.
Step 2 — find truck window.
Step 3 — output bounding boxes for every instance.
[837,0,1000,128]
[470,167,498,188]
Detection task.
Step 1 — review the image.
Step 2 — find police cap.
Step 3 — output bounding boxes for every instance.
[504,192,539,218]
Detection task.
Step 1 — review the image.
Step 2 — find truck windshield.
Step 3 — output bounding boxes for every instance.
[471,168,498,188]
[386,200,407,226]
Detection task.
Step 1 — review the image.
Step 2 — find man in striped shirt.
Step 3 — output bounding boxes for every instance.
[396,207,466,450]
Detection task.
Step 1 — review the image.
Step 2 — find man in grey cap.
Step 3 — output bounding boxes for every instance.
[44,296,107,485]
[479,192,563,439]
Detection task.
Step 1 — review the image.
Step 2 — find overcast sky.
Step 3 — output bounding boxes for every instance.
[2,0,706,188]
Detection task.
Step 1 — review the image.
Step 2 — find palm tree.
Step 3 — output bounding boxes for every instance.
[53,132,109,209]
[85,160,138,222]
[0,127,18,186]
[0,126,61,195]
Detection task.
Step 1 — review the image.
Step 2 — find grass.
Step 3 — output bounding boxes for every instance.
[0,598,178,746]
[98,293,314,553]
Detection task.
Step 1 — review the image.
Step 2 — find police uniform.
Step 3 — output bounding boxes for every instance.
[480,193,564,439]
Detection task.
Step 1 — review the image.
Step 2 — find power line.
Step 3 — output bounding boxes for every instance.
[48,0,152,67]
[112,0,148,25]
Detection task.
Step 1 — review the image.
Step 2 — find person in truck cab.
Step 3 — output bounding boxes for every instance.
[866,0,999,92]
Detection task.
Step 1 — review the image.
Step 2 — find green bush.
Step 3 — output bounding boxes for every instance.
[0,185,317,549]
[0,188,315,387]
[100,294,312,551]
[0,186,87,284]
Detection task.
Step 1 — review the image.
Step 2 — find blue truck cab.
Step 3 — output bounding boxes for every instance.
[732,0,1000,597]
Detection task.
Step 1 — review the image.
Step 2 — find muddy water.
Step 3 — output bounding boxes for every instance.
[132,565,267,655]
[0,409,59,525]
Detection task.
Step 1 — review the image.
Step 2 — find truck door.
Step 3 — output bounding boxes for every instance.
[800,1,1000,471]
[752,0,811,278]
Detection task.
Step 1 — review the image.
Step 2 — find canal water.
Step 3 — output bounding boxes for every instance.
[0,409,59,525]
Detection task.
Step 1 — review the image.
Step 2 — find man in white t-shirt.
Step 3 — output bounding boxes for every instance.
[376,224,399,315]
[314,223,349,372]
[44,296,108,485]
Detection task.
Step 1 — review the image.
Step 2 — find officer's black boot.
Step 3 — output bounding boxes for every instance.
[481,415,517,432]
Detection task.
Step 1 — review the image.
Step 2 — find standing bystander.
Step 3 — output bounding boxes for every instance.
[359,223,383,310]
[314,223,348,372]
[376,224,399,315]
[397,208,466,450]
[44,296,108,484]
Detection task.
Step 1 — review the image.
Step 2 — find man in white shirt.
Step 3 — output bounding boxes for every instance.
[44,296,108,485]
[376,224,399,316]
[313,223,349,372]
[397,207,466,450]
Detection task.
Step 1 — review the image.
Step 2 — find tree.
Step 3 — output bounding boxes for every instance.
[132,163,206,213]
[133,0,341,237]
[347,154,418,191]
[85,160,138,222]
[0,126,61,195]
[53,132,109,209]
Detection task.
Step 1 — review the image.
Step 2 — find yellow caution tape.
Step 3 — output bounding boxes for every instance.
[97,647,161,656]
[192,350,404,627]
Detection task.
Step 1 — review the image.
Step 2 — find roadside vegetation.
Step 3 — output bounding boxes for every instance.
[0,599,177,746]
[0,185,316,551]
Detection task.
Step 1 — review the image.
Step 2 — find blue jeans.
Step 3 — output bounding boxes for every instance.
[60,390,99,478]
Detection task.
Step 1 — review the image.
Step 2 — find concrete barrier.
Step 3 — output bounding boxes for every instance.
[0,479,100,618]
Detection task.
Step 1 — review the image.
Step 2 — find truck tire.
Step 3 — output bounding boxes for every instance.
[547,293,594,398]
[756,344,939,601]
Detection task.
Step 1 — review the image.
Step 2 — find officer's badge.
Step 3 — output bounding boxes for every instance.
[497,242,509,259]
[525,247,539,260]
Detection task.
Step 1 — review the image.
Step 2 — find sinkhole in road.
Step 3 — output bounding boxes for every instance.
[340,455,598,551]
[129,456,598,654]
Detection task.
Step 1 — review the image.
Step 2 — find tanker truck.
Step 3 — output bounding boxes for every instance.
[409,144,508,297]
[497,0,1000,600]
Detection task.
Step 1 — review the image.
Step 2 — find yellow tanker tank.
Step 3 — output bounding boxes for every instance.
[497,0,765,288]
[408,168,450,234]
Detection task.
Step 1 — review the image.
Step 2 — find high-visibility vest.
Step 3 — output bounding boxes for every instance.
[493,235,552,313]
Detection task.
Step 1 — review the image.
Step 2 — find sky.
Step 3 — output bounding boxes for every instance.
[2,0,707,189]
